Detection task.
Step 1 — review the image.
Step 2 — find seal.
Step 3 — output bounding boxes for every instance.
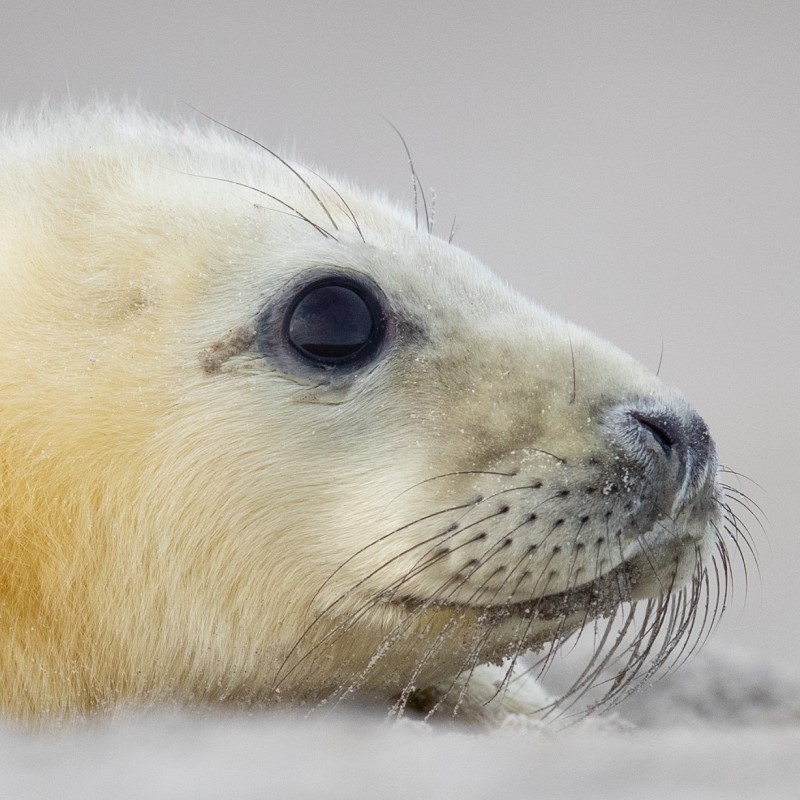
[0,106,746,722]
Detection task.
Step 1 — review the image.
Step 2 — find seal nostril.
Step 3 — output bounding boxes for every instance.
[630,411,674,457]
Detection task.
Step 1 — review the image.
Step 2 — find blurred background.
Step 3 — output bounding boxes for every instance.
[2,1,796,670]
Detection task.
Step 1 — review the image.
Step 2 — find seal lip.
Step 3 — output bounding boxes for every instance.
[255,266,394,380]
[394,559,635,624]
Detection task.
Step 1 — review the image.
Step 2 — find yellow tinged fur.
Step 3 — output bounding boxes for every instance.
[0,106,721,721]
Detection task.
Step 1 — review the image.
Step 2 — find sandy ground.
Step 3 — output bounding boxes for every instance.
[3,645,798,799]
[3,715,798,800]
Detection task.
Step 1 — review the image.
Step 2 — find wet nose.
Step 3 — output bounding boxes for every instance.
[608,399,717,509]
[629,409,681,458]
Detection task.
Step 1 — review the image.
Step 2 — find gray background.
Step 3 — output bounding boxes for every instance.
[2,0,796,669]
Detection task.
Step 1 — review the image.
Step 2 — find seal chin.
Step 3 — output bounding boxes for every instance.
[620,511,716,601]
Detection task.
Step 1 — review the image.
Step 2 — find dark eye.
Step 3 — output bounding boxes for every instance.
[255,270,390,374]
[287,283,375,363]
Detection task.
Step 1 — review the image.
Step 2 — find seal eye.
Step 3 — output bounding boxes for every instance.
[287,283,374,362]
[255,271,391,373]
[256,269,391,375]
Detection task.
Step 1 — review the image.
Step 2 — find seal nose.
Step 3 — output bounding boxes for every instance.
[629,410,679,458]
[607,399,717,512]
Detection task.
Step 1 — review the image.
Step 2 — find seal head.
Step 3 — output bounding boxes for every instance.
[0,108,739,720]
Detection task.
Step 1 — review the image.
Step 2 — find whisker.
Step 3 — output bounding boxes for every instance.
[189,106,340,231]
[175,170,336,240]
[448,215,459,244]
[656,336,664,377]
[384,470,519,508]
[717,466,765,491]
[304,166,366,242]
[272,502,476,689]
[383,117,430,234]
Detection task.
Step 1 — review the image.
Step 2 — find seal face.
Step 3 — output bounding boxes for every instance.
[0,108,749,721]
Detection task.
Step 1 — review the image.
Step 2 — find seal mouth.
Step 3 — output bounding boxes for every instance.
[396,559,635,624]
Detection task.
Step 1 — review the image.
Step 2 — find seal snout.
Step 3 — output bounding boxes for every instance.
[628,409,679,458]
[607,398,717,513]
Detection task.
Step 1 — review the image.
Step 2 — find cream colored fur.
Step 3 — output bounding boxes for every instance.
[0,107,715,722]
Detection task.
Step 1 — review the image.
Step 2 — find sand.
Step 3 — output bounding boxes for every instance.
[2,645,798,799]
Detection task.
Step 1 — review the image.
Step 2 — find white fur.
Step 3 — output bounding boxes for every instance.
[0,107,719,722]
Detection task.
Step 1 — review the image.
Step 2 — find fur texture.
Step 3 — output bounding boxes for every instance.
[0,107,734,721]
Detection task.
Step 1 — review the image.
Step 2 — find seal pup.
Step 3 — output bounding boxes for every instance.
[0,106,748,722]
